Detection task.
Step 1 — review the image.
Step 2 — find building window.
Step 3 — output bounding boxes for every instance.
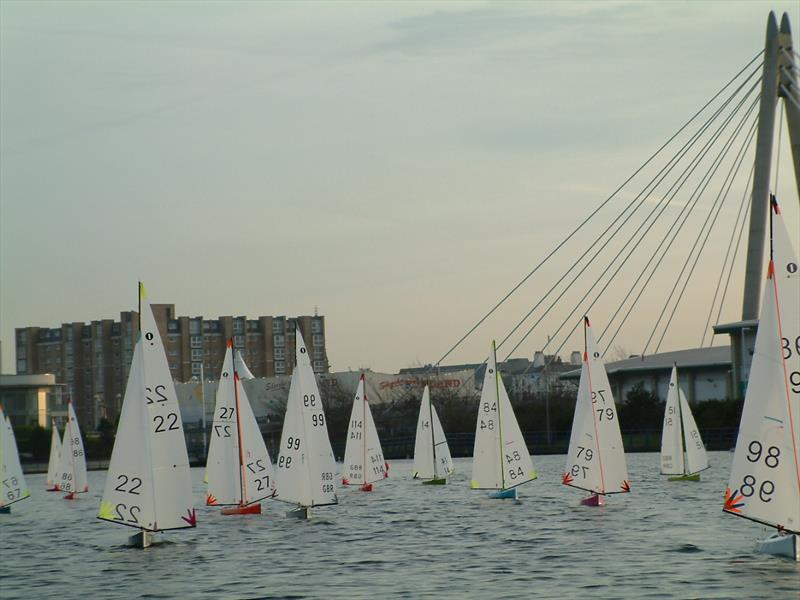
[274,347,285,360]
[190,335,202,348]
[313,348,324,360]
[272,319,284,334]
[191,348,203,361]
[312,334,324,345]
[234,335,245,348]
[190,319,201,335]
[311,319,323,334]
[192,362,202,376]
[274,335,285,347]
[233,319,244,334]
[247,320,260,332]
[16,358,27,373]
[313,360,325,372]
[275,361,285,374]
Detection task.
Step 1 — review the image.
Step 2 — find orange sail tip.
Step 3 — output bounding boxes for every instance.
[342,478,350,485]
[562,472,574,485]
[584,316,590,326]
[770,195,781,214]
[621,480,631,492]
[723,487,744,513]
[227,339,233,348]
[583,351,588,362]
[205,493,218,506]
[767,261,775,278]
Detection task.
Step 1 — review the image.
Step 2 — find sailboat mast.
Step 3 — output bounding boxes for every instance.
[428,389,437,480]
[362,376,367,483]
[231,343,248,506]
[493,342,506,490]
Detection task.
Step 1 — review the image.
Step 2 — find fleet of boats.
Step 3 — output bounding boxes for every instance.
[2,200,797,560]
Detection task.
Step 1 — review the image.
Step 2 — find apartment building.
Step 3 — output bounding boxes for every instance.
[15,306,328,429]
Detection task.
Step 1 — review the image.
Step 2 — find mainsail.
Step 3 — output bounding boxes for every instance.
[412,386,454,480]
[46,418,63,489]
[724,201,800,534]
[563,317,630,495]
[54,402,88,495]
[275,327,337,507]
[471,342,537,491]
[206,342,275,506]
[343,375,387,486]
[0,407,30,508]
[98,283,195,532]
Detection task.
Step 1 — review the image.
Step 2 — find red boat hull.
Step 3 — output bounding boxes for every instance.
[221,503,261,516]
[63,492,76,500]
[580,493,604,507]
[359,483,373,492]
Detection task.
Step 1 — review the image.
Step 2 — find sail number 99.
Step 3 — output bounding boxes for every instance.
[303,394,317,407]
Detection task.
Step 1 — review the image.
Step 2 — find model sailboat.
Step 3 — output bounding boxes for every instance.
[342,374,388,492]
[275,327,338,519]
[205,341,276,515]
[98,283,196,548]
[471,342,537,499]
[0,407,30,513]
[54,402,88,500]
[660,365,708,482]
[724,197,799,560]
[46,418,63,491]
[413,385,454,484]
[563,316,630,506]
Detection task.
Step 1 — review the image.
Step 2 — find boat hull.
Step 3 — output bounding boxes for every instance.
[221,503,261,516]
[287,506,311,520]
[757,533,799,561]
[0,506,10,514]
[580,493,605,507]
[488,488,518,500]
[667,473,700,482]
[422,478,447,486]
[359,483,373,492]
[128,531,154,549]
[63,492,76,500]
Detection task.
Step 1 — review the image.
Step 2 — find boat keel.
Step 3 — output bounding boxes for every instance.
[422,478,447,485]
[127,531,154,549]
[581,493,604,507]
[488,488,518,500]
[287,506,311,520]
[359,483,373,492]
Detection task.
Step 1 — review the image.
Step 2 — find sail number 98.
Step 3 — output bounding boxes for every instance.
[746,441,780,468]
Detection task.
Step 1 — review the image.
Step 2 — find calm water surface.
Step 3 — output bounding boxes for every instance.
[1,452,798,599]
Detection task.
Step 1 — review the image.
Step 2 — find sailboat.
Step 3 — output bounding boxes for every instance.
[724,197,799,560]
[471,342,537,500]
[54,402,88,500]
[413,385,454,485]
[660,365,709,482]
[205,341,276,515]
[274,327,338,519]
[97,283,196,548]
[563,316,630,506]
[0,407,30,513]
[342,374,388,492]
[46,418,63,491]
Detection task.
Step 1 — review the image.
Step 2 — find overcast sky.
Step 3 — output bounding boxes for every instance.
[1,1,798,374]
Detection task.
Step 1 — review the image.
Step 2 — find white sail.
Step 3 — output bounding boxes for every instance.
[46,419,63,488]
[725,206,800,533]
[54,402,88,494]
[236,353,276,504]
[275,328,337,507]
[205,345,241,505]
[413,385,454,480]
[234,350,256,380]
[564,317,630,495]
[679,385,708,475]
[1,409,30,508]
[98,284,196,532]
[472,343,537,490]
[343,375,387,486]
[660,366,685,475]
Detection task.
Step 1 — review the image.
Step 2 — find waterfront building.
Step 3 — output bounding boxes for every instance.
[15,307,328,428]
